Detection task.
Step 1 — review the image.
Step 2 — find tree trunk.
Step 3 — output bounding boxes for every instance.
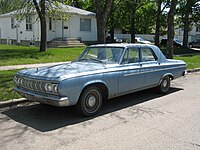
[155,0,161,46]
[131,8,136,43]
[95,0,113,44]
[110,0,115,43]
[96,16,106,43]
[167,0,177,59]
[40,17,47,52]
[33,0,47,52]
[183,18,189,48]
[182,0,195,48]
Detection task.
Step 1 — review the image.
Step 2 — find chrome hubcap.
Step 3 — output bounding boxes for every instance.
[87,95,96,107]
[163,80,168,88]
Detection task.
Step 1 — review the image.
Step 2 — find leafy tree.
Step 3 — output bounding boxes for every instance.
[167,0,177,59]
[177,0,200,48]
[135,2,157,34]
[95,0,113,43]
[107,0,156,43]
[155,0,169,46]
[0,0,20,14]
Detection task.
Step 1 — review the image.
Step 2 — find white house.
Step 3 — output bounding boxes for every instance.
[174,25,200,42]
[0,3,97,46]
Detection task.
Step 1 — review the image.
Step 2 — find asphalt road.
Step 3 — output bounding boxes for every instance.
[0,73,200,150]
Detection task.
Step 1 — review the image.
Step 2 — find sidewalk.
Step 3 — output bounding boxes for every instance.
[0,61,70,71]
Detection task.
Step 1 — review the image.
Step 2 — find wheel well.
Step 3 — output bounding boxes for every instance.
[159,74,174,85]
[168,75,174,80]
[82,83,108,99]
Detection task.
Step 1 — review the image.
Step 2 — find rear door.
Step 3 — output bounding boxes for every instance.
[140,47,162,87]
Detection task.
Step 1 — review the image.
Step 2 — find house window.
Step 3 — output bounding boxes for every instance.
[49,17,52,31]
[80,18,91,31]
[26,16,33,31]
[196,26,200,32]
[11,18,15,29]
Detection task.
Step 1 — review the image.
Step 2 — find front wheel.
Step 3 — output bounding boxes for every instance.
[76,86,103,116]
[157,76,171,94]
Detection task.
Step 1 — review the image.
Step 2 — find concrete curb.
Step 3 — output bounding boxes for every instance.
[0,68,200,109]
[0,98,27,108]
[187,68,200,73]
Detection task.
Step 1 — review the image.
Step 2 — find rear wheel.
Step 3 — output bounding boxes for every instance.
[157,76,170,94]
[76,86,103,116]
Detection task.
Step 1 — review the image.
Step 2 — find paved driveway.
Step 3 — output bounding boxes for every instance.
[0,73,200,150]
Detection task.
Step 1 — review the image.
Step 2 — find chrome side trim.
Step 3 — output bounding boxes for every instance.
[123,66,185,77]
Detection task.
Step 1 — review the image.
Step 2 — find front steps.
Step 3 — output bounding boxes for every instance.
[48,38,86,48]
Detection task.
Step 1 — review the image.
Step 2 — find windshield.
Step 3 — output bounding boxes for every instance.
[77,47,124,64]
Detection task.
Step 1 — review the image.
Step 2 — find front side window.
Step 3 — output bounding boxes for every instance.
[80,18,91,31]
[26,16,32,31]
[122,48,140,64]
[141,48,157,62]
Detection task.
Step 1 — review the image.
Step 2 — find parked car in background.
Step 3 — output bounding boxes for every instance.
[160,39,183,47]
[106,36,122,43]
[14,44,186,116]
[135,37,151,44]
[189,39,200,48]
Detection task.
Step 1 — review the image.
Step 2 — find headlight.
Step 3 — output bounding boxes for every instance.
[45,83,58,93]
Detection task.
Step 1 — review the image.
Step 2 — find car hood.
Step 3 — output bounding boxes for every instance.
[18,62,109,80]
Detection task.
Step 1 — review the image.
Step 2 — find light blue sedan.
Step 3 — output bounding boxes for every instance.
[14,44,186,116]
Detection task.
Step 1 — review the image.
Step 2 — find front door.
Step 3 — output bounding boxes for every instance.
[63,19,70,38]
[55,19,63,38]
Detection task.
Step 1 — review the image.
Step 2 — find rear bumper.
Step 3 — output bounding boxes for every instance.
[14,87,69,107]
[182,70,187,77]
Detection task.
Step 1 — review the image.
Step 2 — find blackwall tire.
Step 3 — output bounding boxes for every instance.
[76,86,103,116]
[158,76,170,94]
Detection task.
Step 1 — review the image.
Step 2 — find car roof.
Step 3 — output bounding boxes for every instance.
[88,43,152,48]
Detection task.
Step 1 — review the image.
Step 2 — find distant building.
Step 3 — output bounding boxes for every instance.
[175,25,200,42]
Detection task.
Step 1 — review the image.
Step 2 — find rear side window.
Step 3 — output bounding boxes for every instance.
[122,48,140,64]
[141,48,157,62]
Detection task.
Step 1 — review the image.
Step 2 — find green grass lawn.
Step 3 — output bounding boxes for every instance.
[0,44,85,66]
[0,70,22,101]
[174,55,200,69]
[160,46,200,55]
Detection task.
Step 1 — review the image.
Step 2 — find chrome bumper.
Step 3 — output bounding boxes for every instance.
[14,87,70,107]
[182,70,187,77]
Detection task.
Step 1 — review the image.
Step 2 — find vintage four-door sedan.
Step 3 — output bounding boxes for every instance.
[14,44,187,116]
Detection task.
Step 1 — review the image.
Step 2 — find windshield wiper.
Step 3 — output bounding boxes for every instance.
[77,58,104,64]
[89,58,104,64]
[77,58,88,62]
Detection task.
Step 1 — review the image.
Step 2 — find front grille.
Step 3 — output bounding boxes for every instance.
[14,76,58,95]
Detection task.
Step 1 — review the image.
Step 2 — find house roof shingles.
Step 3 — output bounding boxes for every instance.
[0,3,95,17]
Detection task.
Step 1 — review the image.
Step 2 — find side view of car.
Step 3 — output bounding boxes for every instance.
[160,39,183,47]
[189,39,200,48]
[13,44,187,116]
